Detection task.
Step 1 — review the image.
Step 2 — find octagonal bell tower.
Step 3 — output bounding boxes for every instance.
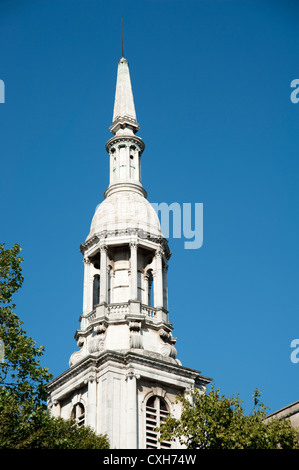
[48,54,211,450]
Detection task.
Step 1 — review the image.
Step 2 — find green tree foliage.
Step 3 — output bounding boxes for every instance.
[159,385,299,449]
[0,389,109,449]
[0,243,53,407]
[0,243,109,449]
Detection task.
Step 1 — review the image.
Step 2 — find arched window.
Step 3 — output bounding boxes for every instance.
[71,402,85,427]
[145,396,171,449]
[93,274,100,308]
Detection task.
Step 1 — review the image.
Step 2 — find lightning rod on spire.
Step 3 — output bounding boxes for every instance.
[121,18,124,58]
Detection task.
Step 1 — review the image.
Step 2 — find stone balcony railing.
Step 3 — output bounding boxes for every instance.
[85,301,168,325]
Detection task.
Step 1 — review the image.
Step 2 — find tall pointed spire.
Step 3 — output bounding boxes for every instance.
[110,56,139,135]
[112,58,137,126]
[105,54,145,198]
[110,20,139,135]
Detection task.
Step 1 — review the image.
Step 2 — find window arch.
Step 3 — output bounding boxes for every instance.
[145,395,171,449]
[71,402,85,427]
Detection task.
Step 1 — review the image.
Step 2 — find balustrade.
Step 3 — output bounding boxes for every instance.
[86,302,166,324]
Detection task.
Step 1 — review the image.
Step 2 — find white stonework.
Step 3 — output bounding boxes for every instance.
[48,55,211,449]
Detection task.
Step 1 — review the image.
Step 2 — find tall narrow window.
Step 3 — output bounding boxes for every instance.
[93,274,100,308]
[129,154,135,178]
[145,396,171,449]
[71,403,85,427]
[147,270,154,306]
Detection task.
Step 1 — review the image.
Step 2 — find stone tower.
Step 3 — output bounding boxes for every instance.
[48,55,211,449]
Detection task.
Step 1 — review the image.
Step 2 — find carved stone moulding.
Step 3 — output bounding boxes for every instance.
[88,335,105,354]
[105,134,145,154]
[160,343,177,360]
[129,320,143,350]
[80,229,171,260]
[69,336,86,367]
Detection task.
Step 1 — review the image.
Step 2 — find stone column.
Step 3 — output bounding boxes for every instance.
[154,248,163,308]
[100,245,107,303]
[126,371,138,448]
[49,399,61,418]
[163,264,168,311]
[86,375,97,431]
[130,147,139,182]
[130,241,138,300]
[82,257,91,317]
[110,152,115,184]
[109,268,114,304]
[143,272,149,305]
[115,146,120,181]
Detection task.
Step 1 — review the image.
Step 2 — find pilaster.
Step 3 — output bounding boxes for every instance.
[85,374,97,431]
[126,370,139,448]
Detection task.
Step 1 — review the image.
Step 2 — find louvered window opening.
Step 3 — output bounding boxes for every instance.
[71,403,85,427]
[145,396,171,449]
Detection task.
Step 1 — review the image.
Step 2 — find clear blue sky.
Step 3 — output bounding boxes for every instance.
[1,0,299,415]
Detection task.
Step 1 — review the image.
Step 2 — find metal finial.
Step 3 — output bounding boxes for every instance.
[121,18,124,57]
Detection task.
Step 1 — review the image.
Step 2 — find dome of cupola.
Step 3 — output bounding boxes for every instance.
[86,189,162,241]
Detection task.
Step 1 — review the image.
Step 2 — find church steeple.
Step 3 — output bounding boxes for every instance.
[47,48,212,451]
[105,56,145,198]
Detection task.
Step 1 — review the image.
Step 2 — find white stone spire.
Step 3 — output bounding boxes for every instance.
[105,57,145,198]
[110,57,140,136]
[112,58,137,123]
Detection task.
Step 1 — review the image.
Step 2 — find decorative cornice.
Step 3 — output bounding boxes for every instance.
[47,349,212,394]
[105,134,145,154]
[80,228,171,259]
